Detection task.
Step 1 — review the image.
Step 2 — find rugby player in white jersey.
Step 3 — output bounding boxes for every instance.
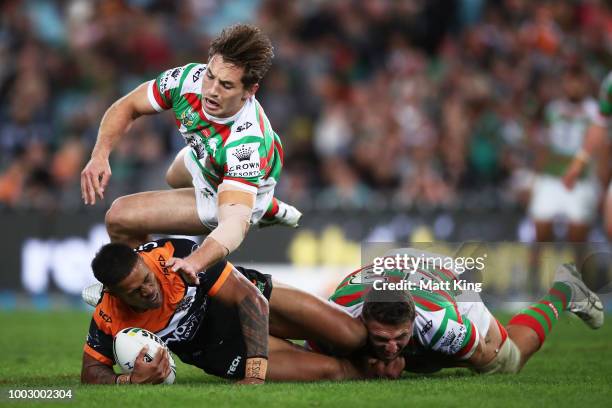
[529,65,604,243]
[563,71,612,239]
[80,24,301,283]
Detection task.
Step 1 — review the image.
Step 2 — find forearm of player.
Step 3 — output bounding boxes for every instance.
[213,270,270,380]
[80,353,119,384]
[214,270,271,346]
[185,188,255,271]
[569,124,607,167]
[184,236,228,273]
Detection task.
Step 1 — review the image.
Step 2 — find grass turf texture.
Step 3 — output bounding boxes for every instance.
[0,311,610,407]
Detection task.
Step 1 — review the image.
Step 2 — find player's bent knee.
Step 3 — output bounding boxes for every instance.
[165,167,181,189]
[472,338,522,375]
[105,197,135,236]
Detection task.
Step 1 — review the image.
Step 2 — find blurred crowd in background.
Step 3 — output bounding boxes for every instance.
[1,0,611,212]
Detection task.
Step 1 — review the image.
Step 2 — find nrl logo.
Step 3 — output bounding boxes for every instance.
[232,145,254,162]
[180,108,197,127]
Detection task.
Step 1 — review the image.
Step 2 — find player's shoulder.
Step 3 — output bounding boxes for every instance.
[93,294,123,336]
[157,63,206,95]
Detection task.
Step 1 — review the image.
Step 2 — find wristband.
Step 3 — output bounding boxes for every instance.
[575,149,590,164]
[244,357,268,381]
[116,373,132,384]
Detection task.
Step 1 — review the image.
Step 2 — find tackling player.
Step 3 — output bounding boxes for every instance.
[562,71,612,239]
[80,24,301,284]
[319,249,604,375]
[81,238,372,384]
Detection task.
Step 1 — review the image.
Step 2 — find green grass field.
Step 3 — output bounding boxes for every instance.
[0,311,610,407]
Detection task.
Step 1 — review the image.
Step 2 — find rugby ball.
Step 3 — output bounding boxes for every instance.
[113,327,176,384]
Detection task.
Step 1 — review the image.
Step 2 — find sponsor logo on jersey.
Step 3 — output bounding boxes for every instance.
[160,67,184,93]
[166,314,200,344]
[98,309,112,323]
[164,298,207,345]
[185,134,207,159]
[160,72,170,93]
[227,356,242,376]
[175,296,194,313]
[236,121,252,133]
[420,319,433,336]
[232,145,254,162]
[192,66,205,82]
[180,108,198,127]
[157,254,170,275]
[438,324,466,354]
[226,143,261,178]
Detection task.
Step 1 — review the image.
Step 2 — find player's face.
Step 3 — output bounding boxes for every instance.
[563,74,587,102]
[202,54,258,118]
[111,260,163,311]
[363,319,413,362]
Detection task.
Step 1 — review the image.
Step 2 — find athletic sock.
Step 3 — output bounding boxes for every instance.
[508,281,572,346]
[262,197,280,220]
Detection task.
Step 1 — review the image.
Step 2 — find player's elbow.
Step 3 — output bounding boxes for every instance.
[109,93,141,121]
[249,285,269,317]
[80,364,97,384]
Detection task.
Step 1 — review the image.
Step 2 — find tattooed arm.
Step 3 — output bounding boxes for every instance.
[212,268,269,383]
[81,353,118,384]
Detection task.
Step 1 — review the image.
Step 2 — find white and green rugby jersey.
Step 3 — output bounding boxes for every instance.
[542,97,604,177]
[329,259,482,361]
[147,63,284,194]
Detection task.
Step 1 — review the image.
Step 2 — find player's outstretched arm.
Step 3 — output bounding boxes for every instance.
[213,267,270,384]
[81,82,158,205]
[562,123,608,190]
[266,337,404,381]
[168,185,255,285]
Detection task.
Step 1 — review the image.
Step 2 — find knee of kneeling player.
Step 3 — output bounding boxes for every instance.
[105,197,134,237]
[165,167,185,189]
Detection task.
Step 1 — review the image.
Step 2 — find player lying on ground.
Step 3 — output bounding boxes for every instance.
[80,23,301,280]
[81,238,371,384]
[316,250,604,376]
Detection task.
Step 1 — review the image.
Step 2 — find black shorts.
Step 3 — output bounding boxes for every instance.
[174,266,273,379]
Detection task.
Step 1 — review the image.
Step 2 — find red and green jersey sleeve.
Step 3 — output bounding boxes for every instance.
[411,289,480,360]
[147,64,195,112]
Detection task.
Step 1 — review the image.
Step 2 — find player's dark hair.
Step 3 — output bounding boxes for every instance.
[362,288,416,326]
[91,243,138,287]
[209,23,274,88]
